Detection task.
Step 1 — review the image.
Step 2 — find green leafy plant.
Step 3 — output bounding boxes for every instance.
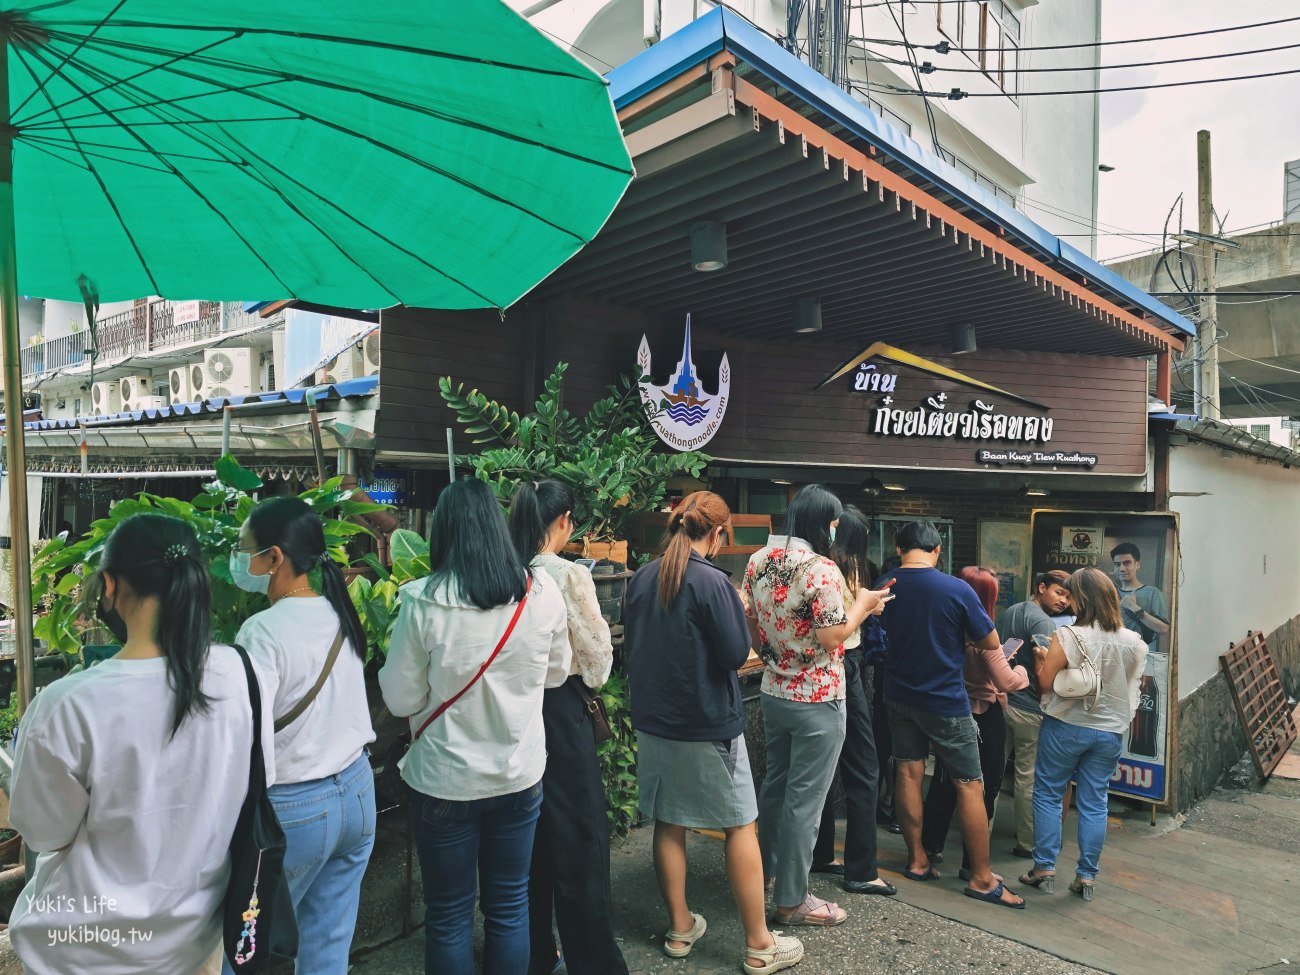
[347,528,431,661]
[31,455,391,653]
[439,362,709,543]
[597,670,639,836]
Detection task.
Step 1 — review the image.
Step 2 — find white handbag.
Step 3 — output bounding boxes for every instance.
[1051,625,1103,711]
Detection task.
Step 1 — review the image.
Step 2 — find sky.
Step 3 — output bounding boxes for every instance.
[1095,0,1300,260]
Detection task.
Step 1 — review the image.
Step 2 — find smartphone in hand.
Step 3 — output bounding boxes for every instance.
[1001,637,1023,659]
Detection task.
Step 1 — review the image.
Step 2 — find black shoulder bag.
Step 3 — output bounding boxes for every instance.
[225,646,299,972]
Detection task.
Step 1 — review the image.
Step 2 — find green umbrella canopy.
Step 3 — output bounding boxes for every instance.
[1,0,633,307]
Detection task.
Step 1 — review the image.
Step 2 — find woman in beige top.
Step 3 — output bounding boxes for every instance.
[509,480,628,975]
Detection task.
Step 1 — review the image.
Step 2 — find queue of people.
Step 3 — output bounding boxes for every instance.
[5,478,1150,975]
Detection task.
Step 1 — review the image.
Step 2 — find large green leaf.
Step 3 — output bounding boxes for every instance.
[215,454,263,493]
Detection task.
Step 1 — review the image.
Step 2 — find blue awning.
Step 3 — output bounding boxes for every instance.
[606,9,1193,340]
[24,375,378,432]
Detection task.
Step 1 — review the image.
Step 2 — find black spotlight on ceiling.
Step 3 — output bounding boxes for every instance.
[793,296,823,334]
[689,219,728,272]
[861,476,885,497]
[951,323,977,355]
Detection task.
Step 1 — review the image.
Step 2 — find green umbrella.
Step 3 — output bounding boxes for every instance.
[0,0,633,707]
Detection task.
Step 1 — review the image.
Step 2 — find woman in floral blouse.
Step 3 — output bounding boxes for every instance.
[744,484,892,927]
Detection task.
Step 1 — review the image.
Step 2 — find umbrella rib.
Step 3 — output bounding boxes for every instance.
[31,21,600,83]
[19,44,297,298]
[18,29,246,127]
[10,46,162,295]
[24,131,236,166]
[58,68,415,307]
[24,32,633,177]
[11,0,126,120]
[19,137,93,172]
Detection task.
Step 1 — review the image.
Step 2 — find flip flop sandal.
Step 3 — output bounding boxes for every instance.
[742,932,805,975]
[1020,871,1055,893]
[662,912,707,958]
[903,866,941,882]
[774,894,848,927]
[962,881,1026,910]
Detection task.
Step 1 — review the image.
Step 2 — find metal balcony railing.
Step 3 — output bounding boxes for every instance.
[21,300,281,379]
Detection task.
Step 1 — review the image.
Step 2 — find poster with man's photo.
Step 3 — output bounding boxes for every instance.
[1029,511,1178,804]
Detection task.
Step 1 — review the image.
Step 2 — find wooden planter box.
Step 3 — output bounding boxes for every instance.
[563,538,629,565]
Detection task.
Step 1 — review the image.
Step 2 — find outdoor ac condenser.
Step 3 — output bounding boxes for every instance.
[118,374,155,411]
[169,366,198,404]
[317,345,365,385]
[90,381,121,415]
[203,347,254,398]
[361,331,380,375]
[131,396,168,412]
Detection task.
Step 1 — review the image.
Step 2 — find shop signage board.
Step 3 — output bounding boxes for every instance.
[360,470,407,506]
[793,342,1148,475]
[1030,511,1179,804]
[638,315,730,451]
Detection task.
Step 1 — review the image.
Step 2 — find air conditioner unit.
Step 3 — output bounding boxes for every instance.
[118,374,155,411]
[132,395,168,412]
[91,381,121,415]
[169,366,198,405]
[203,347,254,398]
[361,331,380,375]
[317,346,365,385]
[259,351,275,393]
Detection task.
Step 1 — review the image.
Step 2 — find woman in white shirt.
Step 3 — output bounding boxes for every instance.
[380,478,571,975]
[1021,566,1147,903]
[507,480,628,975]
[228,496,377,975]
[9,513,261,975]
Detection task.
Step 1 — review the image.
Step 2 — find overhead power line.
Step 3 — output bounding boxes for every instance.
[867,64,1300,99]
[854,14,1300,53]
[857,40,1300,75]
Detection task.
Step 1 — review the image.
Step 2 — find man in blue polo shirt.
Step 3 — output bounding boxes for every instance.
[879,522,1025,910]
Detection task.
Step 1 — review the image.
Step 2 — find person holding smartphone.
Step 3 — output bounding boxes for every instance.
[920,567,1029,881]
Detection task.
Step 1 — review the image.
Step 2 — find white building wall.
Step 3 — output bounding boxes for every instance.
[522,0,1101,253]
[1169,442,1300,693]
[1224,416,1296,450]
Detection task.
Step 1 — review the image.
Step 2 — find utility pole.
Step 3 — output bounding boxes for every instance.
[1196,129,1220,420]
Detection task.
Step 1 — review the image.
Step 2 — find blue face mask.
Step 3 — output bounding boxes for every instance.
[230,548,272,595]
[829,524,837,545]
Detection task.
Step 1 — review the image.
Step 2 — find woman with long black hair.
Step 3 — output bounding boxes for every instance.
[9,513,263,975]
[811,505,896,897]
[508,480,628,975]
[381,478,571,975]
[228,496,377,975]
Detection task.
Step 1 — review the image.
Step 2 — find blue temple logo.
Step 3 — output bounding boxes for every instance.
[637,315,730,451]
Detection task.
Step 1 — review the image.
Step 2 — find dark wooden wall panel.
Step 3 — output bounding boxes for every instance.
[374,296,1148,475]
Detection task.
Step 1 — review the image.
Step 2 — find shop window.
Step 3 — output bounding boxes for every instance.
[869,515,955,576]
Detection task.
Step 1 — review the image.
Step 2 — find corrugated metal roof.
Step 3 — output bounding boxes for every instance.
[22,375,378,432]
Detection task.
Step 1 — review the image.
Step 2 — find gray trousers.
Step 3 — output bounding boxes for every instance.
[758,694,848,907]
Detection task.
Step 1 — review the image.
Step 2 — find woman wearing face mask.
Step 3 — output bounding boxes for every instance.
[228,496,376,975]
[507,480,628,975]
[745,484,892,927]
[8,514,265,975]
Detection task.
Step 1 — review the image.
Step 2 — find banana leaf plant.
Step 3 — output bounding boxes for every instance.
[31,455,391,654]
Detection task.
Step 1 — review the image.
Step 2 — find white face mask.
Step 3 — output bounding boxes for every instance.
[829,524,837,544]
[230,548,272,594]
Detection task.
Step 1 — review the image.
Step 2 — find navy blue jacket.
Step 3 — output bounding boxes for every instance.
[624,552,751,741]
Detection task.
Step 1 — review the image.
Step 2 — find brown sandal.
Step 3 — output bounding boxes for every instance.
[774,894,848,927]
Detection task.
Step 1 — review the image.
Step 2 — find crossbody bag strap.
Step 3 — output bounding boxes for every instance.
[410,576,532,745]
[232,644,268,793]
[274,627,346,734]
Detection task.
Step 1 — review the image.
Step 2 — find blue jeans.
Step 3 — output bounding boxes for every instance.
[1031,716,1123,881]
[223,752,377,975]
[411,781,544,975]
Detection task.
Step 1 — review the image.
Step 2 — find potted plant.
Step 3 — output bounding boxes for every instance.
[439,362,709,567]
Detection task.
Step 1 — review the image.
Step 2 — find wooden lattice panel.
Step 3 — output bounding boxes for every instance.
[1221,630,1298,779]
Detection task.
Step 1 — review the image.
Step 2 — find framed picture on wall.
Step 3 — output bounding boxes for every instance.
[978,519,1032,618]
